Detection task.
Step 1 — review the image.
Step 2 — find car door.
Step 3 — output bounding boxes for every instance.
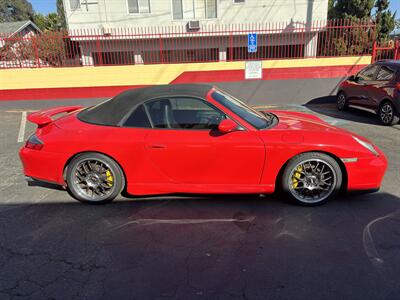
[350,64,380,109]
[143,97,265,185]
[366,64,398,111]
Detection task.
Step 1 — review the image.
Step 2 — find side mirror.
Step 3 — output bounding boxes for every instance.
[218,119,238,133]
[348,75,356,81]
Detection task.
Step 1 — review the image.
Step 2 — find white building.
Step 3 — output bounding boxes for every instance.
[62,0,329,65]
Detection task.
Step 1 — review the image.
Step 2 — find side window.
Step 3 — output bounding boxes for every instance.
[144,97,227,130]
[123,104,152,128]
[358,65,379,82]
[376,65,396,81]
[145,99,171,128]
[170,97,226,129]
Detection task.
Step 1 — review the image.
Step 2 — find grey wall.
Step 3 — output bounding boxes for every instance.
[215,77,343,106]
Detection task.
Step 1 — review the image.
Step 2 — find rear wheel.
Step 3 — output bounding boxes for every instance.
[282,152,342,206]
[337,92,347,111]
[66,153,125,204]
[379,101,399,126]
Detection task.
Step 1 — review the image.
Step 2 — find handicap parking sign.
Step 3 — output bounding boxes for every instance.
[248,33,257,53]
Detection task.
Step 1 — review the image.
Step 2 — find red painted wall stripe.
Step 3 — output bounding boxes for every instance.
[171,65,366,83]
[0,65,366,101]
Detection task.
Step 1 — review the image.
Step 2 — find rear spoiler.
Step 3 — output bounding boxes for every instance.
[27,106,83,126]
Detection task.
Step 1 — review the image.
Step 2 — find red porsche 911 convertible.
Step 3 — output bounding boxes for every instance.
[20,84,387,206]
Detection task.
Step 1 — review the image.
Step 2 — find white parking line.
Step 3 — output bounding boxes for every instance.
[5,110,36,113]
[17,111,27,143]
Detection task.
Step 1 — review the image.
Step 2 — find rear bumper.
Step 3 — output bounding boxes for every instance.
[345,153,387,191]
[19,147,67,186]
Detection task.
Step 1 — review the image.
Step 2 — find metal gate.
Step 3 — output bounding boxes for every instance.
[372,40,400,62]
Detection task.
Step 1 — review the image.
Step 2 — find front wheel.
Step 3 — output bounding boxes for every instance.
[337,92,347,111]
[379,102,399,126]
[282,152,342,206]
[66,153,125,204]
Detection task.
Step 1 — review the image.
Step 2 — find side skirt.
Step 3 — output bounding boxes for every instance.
[127,183,275,196]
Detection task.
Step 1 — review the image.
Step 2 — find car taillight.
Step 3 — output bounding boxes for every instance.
[25,134,43,150]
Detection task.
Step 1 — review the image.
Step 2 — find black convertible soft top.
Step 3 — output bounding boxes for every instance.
[78,83,213,126]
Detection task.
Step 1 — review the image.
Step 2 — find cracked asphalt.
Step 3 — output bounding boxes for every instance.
[0,91,400,300]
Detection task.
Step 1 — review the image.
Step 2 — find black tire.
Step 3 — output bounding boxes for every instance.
[378,101,400,126]
[281,152,342,206]
[66,153,125,204]
[337,92,347,111]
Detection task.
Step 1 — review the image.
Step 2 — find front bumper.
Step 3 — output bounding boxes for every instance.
[344,153,387,191]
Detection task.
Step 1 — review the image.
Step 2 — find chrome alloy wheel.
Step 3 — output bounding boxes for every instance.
[73,159,115,200]
[288,159,337,204]
[380,103,393,124]
[337,93,346,110]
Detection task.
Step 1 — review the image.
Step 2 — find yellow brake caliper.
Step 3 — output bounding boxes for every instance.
[292,166,303,188]
[105,170,114,187]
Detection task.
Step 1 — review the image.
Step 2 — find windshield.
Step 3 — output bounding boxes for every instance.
[212,90,275,129]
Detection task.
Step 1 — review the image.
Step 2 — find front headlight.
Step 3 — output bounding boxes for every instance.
[353,136,379,156]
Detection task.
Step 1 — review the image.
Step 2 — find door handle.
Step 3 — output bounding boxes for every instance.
[149,144,166,149]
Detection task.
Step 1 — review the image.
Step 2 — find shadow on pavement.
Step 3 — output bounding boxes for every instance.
[28,180,65,191]
[0,192,400,299]
[304,96,383,125]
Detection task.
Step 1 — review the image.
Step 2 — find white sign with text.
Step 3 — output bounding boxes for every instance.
[245,61,263,80]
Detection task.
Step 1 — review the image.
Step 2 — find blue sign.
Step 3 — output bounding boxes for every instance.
[248,33,257,53]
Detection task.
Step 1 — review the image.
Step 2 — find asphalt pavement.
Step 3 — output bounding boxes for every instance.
[0,80,400,300]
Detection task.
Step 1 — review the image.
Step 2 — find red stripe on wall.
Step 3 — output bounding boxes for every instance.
[170,65,367,84]
[0,65,366,101]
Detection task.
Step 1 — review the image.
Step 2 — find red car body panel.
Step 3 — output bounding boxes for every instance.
[19,88,388,197]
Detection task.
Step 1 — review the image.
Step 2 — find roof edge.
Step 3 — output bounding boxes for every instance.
[8,20,42,38]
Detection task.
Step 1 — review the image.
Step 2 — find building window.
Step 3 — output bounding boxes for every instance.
[172,0,183,19]
[172,0,217,20]
[69,0,81,10]
[206,0,217,18]
[128,0,151,14]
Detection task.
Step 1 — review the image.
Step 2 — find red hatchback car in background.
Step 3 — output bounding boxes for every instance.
[337,60,400,125]
[20,84,387,206]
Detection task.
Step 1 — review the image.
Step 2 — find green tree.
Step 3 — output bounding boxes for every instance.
[57,0,66,29]
[33,12,62,31]
[328,0,336,19]
[374,0,396,40]
[36,31,67,66]
[328,0,375,19]
[328,0,396,41]
[0,0,34,22]
[32,0,66,32]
